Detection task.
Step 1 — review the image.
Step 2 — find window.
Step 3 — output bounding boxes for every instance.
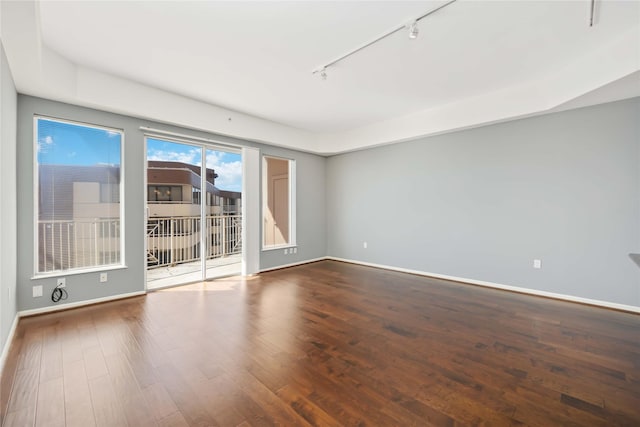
[100,183,120,203]
[35,117,123,274]
[148,185,183,202]
[262,156,296,248]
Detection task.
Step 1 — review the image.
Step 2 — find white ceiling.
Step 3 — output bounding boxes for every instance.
[2,1,639,154]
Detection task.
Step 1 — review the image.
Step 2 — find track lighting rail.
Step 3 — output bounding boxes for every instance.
[312,0,458,79]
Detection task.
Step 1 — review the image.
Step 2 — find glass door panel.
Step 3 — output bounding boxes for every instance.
[205,148,242,280]
[146,138,203,289]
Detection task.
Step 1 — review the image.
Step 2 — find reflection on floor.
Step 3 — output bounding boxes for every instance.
[146,253,242,290]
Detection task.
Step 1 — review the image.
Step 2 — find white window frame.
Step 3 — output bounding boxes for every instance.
[33,115,126,277]
[261,155,296,251]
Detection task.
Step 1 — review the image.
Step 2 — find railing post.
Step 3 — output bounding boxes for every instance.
[222,216,227,257]
[170,219,174,265]
[94,220,99,267]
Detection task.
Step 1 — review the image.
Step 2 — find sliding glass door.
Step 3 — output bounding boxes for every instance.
[145,138,242,289]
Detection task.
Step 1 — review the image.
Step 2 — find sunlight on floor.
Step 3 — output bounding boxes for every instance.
[147,254,242,290]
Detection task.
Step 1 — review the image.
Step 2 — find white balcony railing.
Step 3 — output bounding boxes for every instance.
[146,215,242,269]
[38,215,242,273]
[38,218,121,273]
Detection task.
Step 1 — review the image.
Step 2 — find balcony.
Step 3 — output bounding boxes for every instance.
[37,215,242,283]
[146,215,242,268]
[38,218,121,273]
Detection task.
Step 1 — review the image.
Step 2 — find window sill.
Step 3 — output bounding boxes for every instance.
[262,245,297,252]
[32,264,128,280]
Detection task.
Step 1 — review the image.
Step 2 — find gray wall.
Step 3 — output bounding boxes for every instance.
[327,98,640,308]
[10,90,639,317]
[0,42,17,357]
[17,95,326,311]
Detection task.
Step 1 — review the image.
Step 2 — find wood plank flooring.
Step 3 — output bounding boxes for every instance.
[1,260,639,426]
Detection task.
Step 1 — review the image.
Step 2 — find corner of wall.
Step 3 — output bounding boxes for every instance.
[0,39,19,370]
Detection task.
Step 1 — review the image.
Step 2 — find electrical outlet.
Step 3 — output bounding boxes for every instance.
[533,259,542,269]
[363,242,368,249]
[32,285,43,298]
[57,278,66,288]
[100,272,108,283]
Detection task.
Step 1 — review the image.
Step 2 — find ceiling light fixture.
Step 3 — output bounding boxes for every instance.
[312,0,457,80]
[408,21,419,39]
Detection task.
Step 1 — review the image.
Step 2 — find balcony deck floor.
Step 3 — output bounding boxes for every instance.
[146,254,242,290]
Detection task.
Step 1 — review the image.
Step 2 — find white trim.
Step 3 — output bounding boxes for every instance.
[140,127,243,153]
[242,147,260,276]
[18,291,146,318]
[261,244,297,252]
[31,264,128,280]
[289,160,297,247]
[259,257,326,273]
[33,116,126,276]
[326,256,640,314]
[0,314,19,378]
[201,146,207,279]
[143,136,149,290]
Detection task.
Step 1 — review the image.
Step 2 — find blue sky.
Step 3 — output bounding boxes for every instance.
[147,138,242,192]
[37,118,121,166]
[37,119,242,192]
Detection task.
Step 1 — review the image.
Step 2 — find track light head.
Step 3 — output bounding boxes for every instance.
[408,21,419,39]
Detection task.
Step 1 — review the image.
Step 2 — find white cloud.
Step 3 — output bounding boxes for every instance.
[147,148,200,165]
[37,135,55,153]
[148,148,242,191]
[206,152,242,192]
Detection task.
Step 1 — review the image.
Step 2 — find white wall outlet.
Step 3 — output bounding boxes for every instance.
[100,272,108,283]
[32,285,43,298]
[57,278,66,288]
[284,248,288,255]
[533,259,542,269]
[363,242,368,249]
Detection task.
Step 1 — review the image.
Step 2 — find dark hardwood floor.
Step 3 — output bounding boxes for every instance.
[1,260,639,426]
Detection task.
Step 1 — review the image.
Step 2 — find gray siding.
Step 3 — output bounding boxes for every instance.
[38,164,120,219]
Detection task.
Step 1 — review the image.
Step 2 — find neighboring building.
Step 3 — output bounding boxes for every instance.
[147,160,241,217]
[39,161,242,221]
[37,161,242,272]
[145,161,242,267]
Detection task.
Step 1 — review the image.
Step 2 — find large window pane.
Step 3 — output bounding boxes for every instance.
[35,117,123,274]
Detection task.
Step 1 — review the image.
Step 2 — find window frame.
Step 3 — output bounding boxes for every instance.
[33,115,126,277]
[148,185,183,203]
[261,155,296,251]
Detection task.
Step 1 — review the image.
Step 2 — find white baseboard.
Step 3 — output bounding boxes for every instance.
[18,291,146,318]
[259,257,327,273]
[327,256,640,314]
[0,314,19,378]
